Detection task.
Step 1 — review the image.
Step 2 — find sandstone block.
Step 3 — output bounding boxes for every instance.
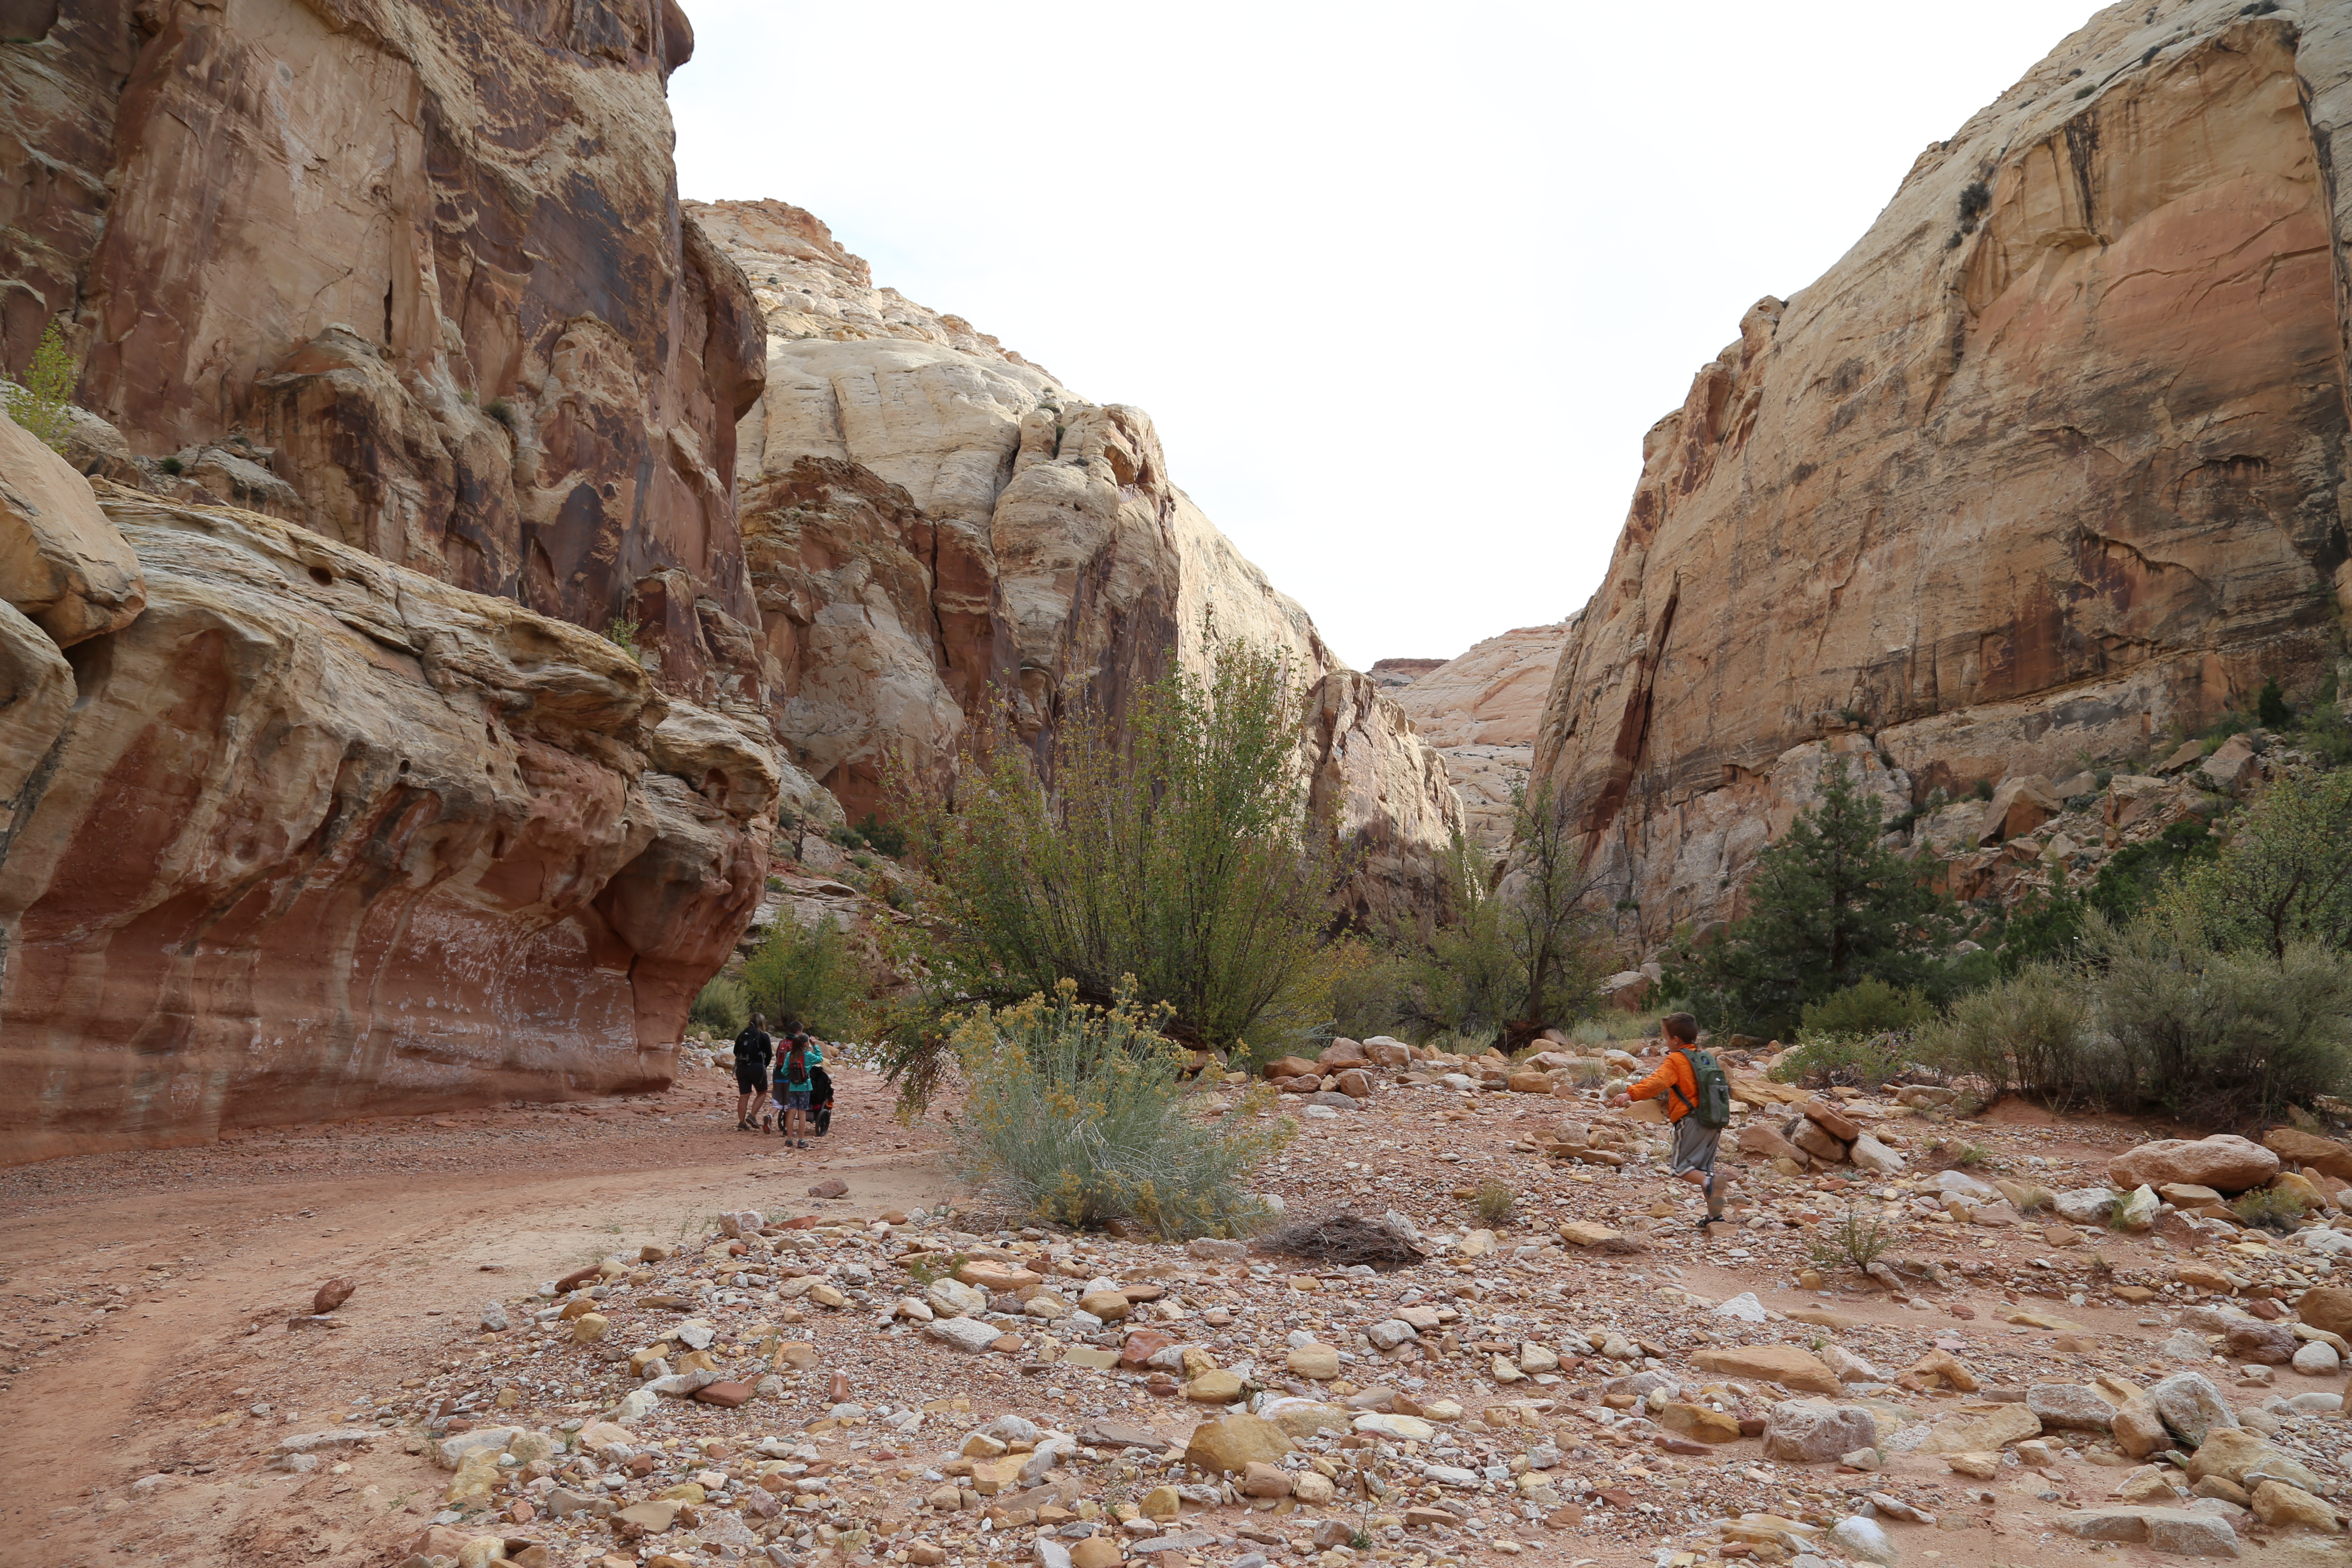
[1183,1413,1292,1474]
[2110,1136,2279,1196]
[1692,1344,1843,1395]
[0,409,146,646]
[1761,1401,1879,1464]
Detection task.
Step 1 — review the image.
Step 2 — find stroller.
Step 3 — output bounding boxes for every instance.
[809,1062,834,1136]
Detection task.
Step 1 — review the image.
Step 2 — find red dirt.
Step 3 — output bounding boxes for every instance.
[0,1060,955,1568]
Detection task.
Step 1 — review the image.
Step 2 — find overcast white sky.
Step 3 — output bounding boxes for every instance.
[672,1,2101,671]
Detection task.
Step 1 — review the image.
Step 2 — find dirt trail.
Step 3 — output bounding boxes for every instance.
[0,1061,955,1568]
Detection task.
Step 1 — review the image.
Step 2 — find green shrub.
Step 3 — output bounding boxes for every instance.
[1808,1206,1894,1273]
[1995,884,2087,973]
[2230,1185,2308,1234]
[3,322,74,453]
[689,975,749,1036]
[2256,677,2292,728]
[1471,1178,1517,1228]
[606,618,640,653]
[2087,819,2218,924]
[947,981,1291,1237]
[1801,978,1935,1038]
[742,915,863,1038]
[1769,1032,1913,1089]
[855,812,908,858]
[2094,919,2352,1124]
[1913,960,2103,1108]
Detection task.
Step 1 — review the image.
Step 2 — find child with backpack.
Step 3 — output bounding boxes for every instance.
[776,1033,815,1148]
[1611,1012,1733,1228]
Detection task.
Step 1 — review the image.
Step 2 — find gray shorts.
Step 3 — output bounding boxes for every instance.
[1669,1115,1722,1177]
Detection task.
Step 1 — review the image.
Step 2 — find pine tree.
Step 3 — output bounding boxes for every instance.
[1696,755,1960,1038]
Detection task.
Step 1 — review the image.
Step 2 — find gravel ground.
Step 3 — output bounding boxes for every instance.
[10,1049,2352,1568]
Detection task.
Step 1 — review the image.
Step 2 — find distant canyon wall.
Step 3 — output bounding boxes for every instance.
[692,199,1462,923]
[1375,623,1573,849]
[1534,0,2352,942]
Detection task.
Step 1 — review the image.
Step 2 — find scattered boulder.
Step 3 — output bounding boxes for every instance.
[2264,1127,2352,1184]
[1692,1345,1842,1395]
[2252,1480,2341,1532]
[2224,1320,2298,1366]
[1919,1403,2041,1453]
[1761,1400,1880,1464]
[2148,1372,2239,1449]
[1184,1413,1293,1474]
[2109,1135,2280,1196]
[2055,1507,2239,1557]
[2029,1384,2117,1431]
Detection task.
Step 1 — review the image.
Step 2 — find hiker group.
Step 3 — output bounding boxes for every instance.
[731,1014,833,1147]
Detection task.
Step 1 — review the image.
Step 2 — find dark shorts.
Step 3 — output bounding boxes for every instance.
[780,1090,811,1109]
[735,1068,768,1095]
[1669,1115,1722,1176]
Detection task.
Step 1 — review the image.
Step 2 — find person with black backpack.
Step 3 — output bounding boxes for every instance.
[1612,1011,1733,1229]
[732,1014,775,1132]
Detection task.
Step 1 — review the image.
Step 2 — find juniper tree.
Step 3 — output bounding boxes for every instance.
[1696,755,1962,1038]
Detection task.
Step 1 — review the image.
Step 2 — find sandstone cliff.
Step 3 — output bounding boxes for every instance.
[690,199,1463,921]
[1534,0,2352,942]
[1376,622,1574,848]
[0,412,780,1163]
[1,0,761,639]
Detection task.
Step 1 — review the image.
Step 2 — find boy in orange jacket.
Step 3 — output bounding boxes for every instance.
[1610,1012,1729,1227]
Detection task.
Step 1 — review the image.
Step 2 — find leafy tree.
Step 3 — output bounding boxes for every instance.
[3,322,74,454]
[1400,778,1608,1045]
[1694,756,1963,1038]
[742,915,864,1037]
[880,639,1336,1108]
[2166,768,2352,958]
[2085,818,2217,924]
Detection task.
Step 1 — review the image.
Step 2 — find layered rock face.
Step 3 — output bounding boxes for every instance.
[0,416,779,1163]
[1534,2,2352,938]
[1,0,761,635]
[1375,623,1574,848]
[691,199,1463,920]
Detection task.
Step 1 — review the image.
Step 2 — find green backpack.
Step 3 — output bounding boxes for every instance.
[1669,1047,1732,1129]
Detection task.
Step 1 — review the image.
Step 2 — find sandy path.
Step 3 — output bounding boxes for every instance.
[0,1060,956,1568]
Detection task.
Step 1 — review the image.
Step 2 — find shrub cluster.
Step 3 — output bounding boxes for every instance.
[948,981,1291,1238]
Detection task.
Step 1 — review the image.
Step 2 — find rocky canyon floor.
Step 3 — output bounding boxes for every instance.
[6,1060,2352,1568]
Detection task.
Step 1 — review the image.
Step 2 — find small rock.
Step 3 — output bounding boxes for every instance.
[479,1301,510,1333]
[807,1178,848,1199]
[2293,1340,2341,1376]
[1830,1514,1898,1565]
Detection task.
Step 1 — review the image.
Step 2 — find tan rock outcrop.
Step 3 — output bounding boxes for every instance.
[3,0,763,641]
[1376,622,1575,846]
[1534,4,2352,935]
[0,407,145,646]
[0,479,783,1164]
[693,198,1463,918]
